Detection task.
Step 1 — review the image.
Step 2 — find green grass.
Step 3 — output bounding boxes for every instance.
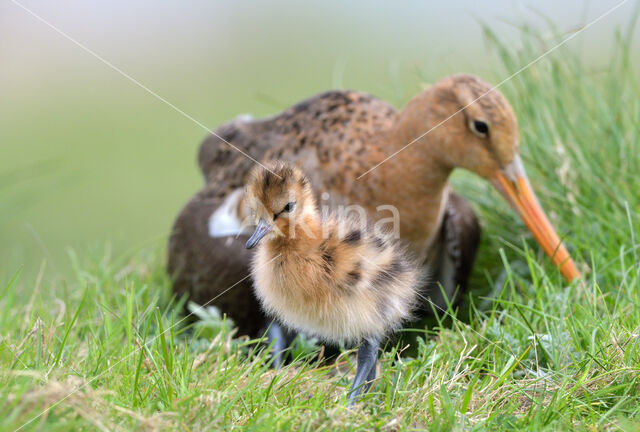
[2,21,640,431]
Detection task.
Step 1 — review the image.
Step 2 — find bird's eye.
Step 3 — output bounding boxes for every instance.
[274,202,295,218]
[471,120,489,137]
[282,202,296,213]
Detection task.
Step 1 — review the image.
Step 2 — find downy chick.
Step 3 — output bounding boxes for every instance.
[245,161,424,405]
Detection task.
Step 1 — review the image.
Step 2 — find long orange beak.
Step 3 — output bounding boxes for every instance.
[491,155,581,282]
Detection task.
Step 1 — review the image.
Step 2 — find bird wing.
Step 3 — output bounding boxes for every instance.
[441,192,481,300]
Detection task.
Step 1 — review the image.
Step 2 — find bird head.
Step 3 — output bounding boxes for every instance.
[399,74,580,281]
[244,161,315,249]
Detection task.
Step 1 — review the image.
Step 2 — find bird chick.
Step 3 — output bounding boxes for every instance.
[245,161,424,405]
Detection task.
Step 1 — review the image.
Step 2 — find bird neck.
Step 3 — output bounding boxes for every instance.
[360,91,454,250]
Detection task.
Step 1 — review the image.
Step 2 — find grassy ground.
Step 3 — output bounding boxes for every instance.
[2,23,640,431]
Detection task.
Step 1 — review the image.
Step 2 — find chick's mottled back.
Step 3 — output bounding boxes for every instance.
[245,162,424,345]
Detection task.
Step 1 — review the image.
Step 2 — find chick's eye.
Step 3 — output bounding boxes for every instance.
[471,120,489,137]
[282,202,295,213]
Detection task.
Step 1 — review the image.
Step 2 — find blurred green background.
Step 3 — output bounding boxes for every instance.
[1,0,638,283]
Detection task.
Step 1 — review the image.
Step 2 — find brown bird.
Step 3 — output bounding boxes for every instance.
[244,161,424,404]
[168,74,580,343]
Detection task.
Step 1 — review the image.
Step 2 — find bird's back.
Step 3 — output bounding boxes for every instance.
[198,90,398,200]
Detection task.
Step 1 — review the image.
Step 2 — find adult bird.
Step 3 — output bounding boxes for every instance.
[168,74,581,341]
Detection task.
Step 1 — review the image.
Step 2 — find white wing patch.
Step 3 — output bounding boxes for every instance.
[236,113,253,123]
[208,188,252,238]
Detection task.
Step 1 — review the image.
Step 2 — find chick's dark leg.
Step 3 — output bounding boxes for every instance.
[363,360,378,393]
[265,321,288,369]
[347,337,380,406]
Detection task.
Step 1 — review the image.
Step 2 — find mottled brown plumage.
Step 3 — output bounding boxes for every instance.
[245,162,423,404]
[245,161,423,344]
[168,74,580,339]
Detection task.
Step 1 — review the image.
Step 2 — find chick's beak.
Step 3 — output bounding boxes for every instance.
[246,218,272,249]
[491,155,581,282]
